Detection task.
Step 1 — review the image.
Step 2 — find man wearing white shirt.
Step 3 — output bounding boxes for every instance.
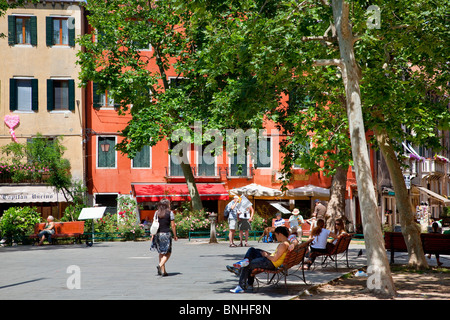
[238,205,254,247]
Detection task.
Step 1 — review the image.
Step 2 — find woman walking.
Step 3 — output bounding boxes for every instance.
[150,198,178,276]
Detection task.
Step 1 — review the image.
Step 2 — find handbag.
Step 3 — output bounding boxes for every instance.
[150,213,159,235]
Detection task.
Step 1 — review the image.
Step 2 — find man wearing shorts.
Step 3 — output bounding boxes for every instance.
[226,196,240,247]
[238,205,254,247]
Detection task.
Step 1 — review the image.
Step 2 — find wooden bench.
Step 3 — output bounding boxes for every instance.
[30,221,85,244]
[251,240,312,292]
[301,223,311,237]
[385,231,450,264]
[311,233,354,270]
[421,233,450,255]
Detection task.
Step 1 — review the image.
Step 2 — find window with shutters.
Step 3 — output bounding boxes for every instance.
[256,137,271,169]
[53,18,68,45]
[16,17,31,44]
[168,140,187,177]
[47,79,75,111]
[97,136,116,169]
[46,16,75,47]
[92,82,117,109]
[53,80,69,109]
[132,145,151,168]
[8,15,37,46]
[197,144,216,176]
[10,78,38,112]
[230,154,248,177]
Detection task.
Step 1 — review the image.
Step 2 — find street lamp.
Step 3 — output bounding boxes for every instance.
[100,142,110,152]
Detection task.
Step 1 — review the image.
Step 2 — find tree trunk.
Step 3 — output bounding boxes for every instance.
[331,0,396,296]
[156,42,203,212]
[326,165,347,232]
[374,127,428,269]
[180,161,204,211]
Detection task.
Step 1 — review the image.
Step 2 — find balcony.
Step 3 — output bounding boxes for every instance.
[420,159,446,179]
[402,158,419,177]
[164,166,221,182]
[0,164,50,185]
[164,165,255,182]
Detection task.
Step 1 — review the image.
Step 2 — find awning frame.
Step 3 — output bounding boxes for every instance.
[416,186,450,205]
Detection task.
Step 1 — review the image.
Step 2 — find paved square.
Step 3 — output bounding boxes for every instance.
[1,239,368,300]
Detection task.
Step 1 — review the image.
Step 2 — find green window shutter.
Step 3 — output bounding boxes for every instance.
[31,79,39,111]
[98,137,116,168]
[47,79,54,111]
[92,82,101,108]
[8,16,16,45]
[256,138,271,168]
[68,17,75,47]
[9,79,17,111]
[68,79,75,110]
[46,16,53,46]
[30,16,37,46]
[133,145,151,168]
[198,145,215,176]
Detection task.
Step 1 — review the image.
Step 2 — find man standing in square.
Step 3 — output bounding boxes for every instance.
[225,196,240,247]
[313,199,327,221]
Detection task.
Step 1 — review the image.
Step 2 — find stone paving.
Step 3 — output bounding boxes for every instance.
[0,238,371,301]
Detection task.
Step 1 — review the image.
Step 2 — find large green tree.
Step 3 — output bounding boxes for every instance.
[78,0,279,211]
[78,0,448,296]
[78,0,211,210]
[179,0,395,294]
[182,0,449,296]
[358,0,449,270]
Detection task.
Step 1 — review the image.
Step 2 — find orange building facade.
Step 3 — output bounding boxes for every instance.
[83,25,366,228]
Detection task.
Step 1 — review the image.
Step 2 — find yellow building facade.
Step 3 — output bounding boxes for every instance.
[0,1,85,218]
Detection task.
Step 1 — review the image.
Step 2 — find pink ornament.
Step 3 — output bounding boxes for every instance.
[4,115,20,142]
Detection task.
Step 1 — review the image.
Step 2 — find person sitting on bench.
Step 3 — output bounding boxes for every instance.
[37,216,55,246]
[227,226,290,293]
[304,219,338,269]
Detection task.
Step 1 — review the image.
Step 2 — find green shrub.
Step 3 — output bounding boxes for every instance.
[93,196,144,241]
[174,209,210,237]
[117,210,144,240]
[95,213,118,236]
[251,213,266,231]
[0,207,41,244]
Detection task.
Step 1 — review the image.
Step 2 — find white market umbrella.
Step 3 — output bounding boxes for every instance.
[287,184,330,198]
[229,183,284,197]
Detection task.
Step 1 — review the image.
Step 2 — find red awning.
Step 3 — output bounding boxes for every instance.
[133,183,230,202]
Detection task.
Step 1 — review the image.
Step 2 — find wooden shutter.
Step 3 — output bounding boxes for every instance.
[133,145,151,168]
[31,79,39,111]
[46,16,53,46]
[8,16,16,45]
[68,79,75,110]
[98,137,116,168]
[92,82,101,109]
[47,79,54,110]
[30,16,37,46]
[9,79,17,111]
[68,17,75,47]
